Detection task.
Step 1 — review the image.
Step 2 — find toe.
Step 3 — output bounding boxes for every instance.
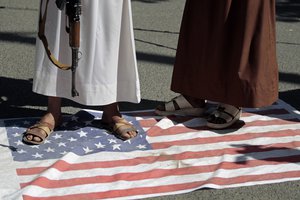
[33,136,42,142]
[128,130,137,138]
[26,135,33,141]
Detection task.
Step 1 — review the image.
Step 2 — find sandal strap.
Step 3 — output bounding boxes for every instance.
[114,124,137,133]
[25,122,53,140]
[113,118,137,132]
[213,104,241,122]
[165,95,193,111]
[112,118,138,140]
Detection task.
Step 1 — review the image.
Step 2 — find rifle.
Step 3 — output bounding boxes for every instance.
[38,0,82,97]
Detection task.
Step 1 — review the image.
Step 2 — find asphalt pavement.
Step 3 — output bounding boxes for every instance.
[0,0,300,199]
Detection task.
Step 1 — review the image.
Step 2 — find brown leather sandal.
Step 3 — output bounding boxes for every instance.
[102,118,138,140]
[155,95,206,116]
[207,103,242,129]
[22,122,54,145]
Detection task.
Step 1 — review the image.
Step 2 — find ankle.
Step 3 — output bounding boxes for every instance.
[102,103,121,123]
[40,112,62,128]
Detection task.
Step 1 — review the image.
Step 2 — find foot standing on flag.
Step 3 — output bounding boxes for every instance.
[155,0,279,129]
[23,0,141,144]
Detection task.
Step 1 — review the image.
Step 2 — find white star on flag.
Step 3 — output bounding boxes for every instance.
[60,151,68,155]
[108,139,117,144]
[32,153,43,159]
[112,144,121,150]
[136,144,147,149]
[124,140,132,144]
[17,149,27,154]
[52,133,63,139]
[83,147,93,154]
[44,140,51,144]
[13,132,21,137]
[84,121,93,126]
[95,142,106,149]
[58,142,67,147]
[68,137,78,142]
[14,140,24,146]
[78,130,88,137]
[45,147,55,153]
[71,116,79,121]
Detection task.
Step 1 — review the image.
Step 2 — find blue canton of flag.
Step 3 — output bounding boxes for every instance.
[5,110,152,162]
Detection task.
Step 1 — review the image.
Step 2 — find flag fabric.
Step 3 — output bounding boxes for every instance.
[1,99,300,200]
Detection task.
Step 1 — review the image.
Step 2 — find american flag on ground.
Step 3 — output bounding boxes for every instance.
[0,99,300,200]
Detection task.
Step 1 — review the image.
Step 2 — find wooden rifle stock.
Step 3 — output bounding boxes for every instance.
[66,0,81,97]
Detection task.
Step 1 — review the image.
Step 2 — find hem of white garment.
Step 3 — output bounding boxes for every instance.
[32,76,141,106]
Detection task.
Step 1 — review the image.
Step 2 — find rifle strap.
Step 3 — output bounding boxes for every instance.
[38,0,70,70]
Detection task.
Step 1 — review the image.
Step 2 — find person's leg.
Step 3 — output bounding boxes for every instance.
[23,96,62,144]
[102,102,137,140]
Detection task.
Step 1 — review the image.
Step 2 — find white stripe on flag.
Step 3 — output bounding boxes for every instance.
[18,144,300,184]
[19,164,300,199]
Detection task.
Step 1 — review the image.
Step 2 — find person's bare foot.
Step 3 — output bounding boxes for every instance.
[23,112,62,144]
[23,97,62,144]
[102,103,138,140]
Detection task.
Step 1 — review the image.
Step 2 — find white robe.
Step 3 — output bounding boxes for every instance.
[33,0,141,106]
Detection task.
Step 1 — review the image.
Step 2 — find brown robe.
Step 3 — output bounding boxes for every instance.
[171,0,278,108]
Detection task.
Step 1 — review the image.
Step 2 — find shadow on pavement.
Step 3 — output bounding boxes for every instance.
[279,72,300,85]
[276,0,300,22]
[0,77,163,119]
[136,51,175,65]
[0,32,36,45]
[279,89,300,111]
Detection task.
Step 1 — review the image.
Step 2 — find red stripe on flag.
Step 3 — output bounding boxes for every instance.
[17,141,300,176]
[20,153,300,189]
[244,108,290,116]
[148,118,300,137]
[138,118,159,128]
[22,171,300,200]
[151,129,300,149]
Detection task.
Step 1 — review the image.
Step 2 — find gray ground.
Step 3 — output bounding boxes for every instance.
[0,0,300,199]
